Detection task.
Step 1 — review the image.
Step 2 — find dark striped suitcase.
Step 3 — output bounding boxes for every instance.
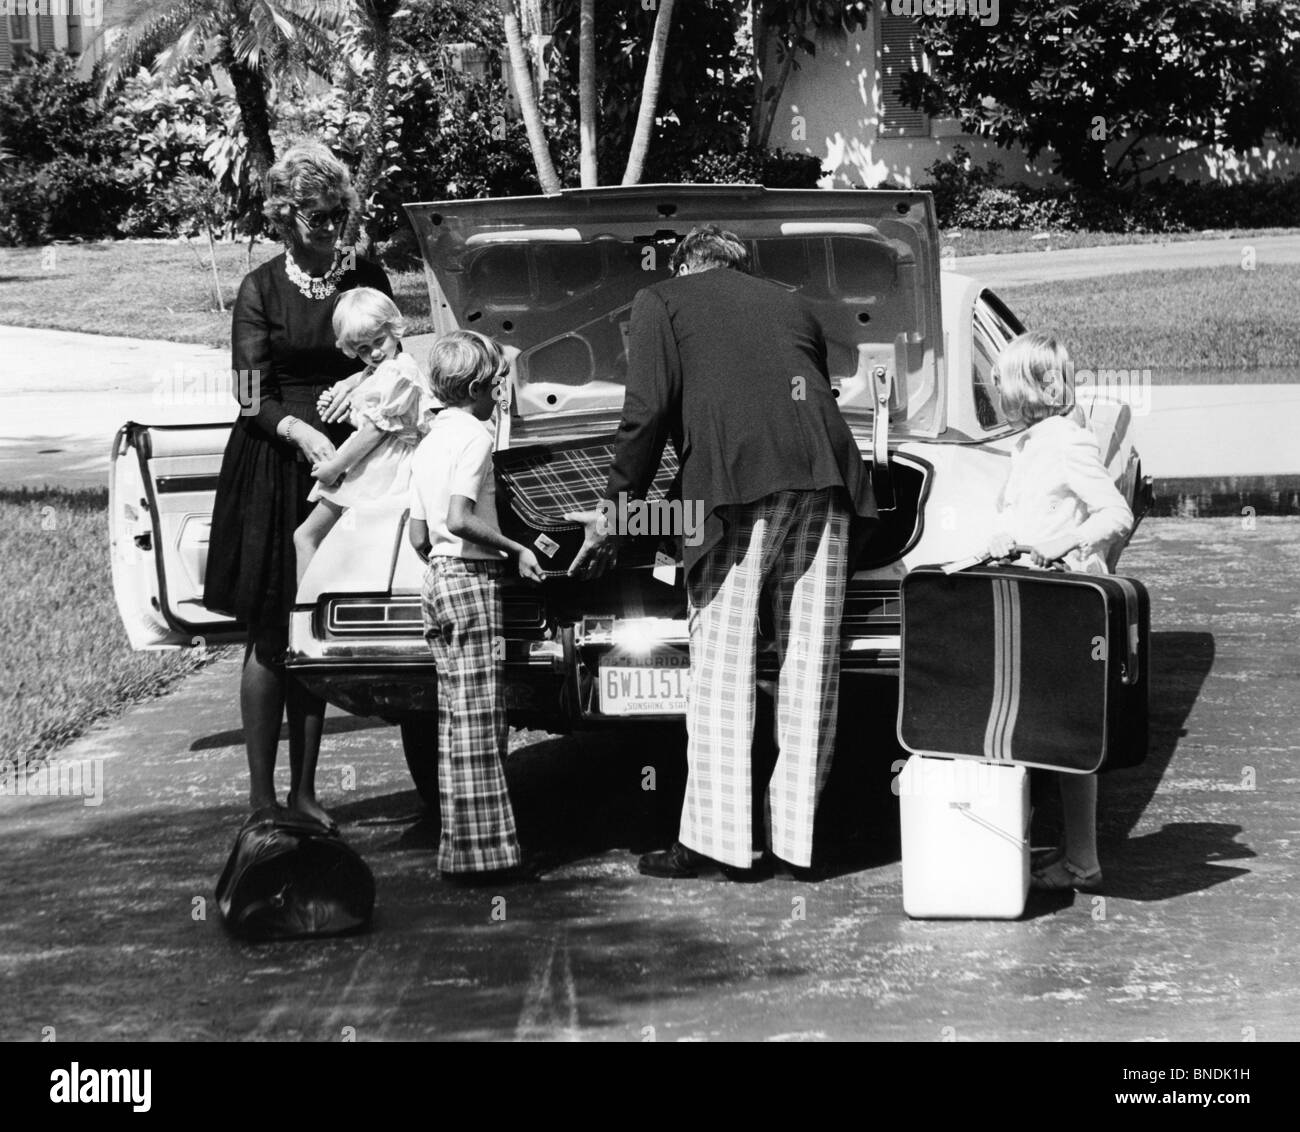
[897,562,1149,773]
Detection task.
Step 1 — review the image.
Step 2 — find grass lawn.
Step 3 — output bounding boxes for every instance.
[2,233,1299,373]
[0,487,225,778]
[0,239,432,349]
[1006,263,1300,373]
[947,226,1300,257]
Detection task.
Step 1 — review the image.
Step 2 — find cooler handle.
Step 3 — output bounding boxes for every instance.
[949,802,1027,850]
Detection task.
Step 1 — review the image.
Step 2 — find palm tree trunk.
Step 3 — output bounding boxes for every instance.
[622,0,676,185]
[345,12,393,250]
[500,0,562,195]
[578,0,597,187]
[222,50,275,186]
[749,0,770,150]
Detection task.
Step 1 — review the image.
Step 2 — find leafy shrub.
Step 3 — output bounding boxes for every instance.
[922,145,1002,222]
[923,145,1300,233]
[683,148,826,188]
[0,54,243,244]
[112,66,240,236]
[0,55,131,244]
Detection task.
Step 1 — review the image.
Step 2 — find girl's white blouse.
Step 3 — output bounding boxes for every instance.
[995,414,1134,575]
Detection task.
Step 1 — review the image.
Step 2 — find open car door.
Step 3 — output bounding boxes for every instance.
[110,422,243,649]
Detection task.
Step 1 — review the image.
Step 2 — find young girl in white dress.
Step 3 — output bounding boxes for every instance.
[294,287,435,582]
[986,331,1134,892]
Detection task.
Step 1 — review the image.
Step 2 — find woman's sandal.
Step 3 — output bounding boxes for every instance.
[1031,844,1066,871]
[1031,858,1103,893]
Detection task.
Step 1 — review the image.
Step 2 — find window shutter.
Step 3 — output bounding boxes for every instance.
[37,12,55,52]
[879,11,929,138]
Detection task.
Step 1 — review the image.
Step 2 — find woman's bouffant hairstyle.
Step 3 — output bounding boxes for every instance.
[993,331,1076,425]
[428,330,506,406]
[263,140,360,237]
[669,224,750,275]
[332,288,406,355]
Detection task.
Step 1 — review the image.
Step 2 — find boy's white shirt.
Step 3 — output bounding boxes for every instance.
[409,406,508,561]
[996,414,1134,575]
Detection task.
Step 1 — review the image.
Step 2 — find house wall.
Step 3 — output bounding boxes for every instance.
[776,11,1300,190]
[0,0,123,83]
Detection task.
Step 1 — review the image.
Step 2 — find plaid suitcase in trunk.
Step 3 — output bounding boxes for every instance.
[897,563,1149,773]
[493,437,680,577]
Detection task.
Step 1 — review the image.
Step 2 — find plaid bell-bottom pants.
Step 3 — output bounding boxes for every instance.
[679,488,851,870]
[420,557,523,875]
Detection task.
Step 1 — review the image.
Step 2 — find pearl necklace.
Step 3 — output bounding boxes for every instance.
[285,250,346,300]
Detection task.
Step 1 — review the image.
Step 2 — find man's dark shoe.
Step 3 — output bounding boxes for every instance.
[777,856,831,882]
[721,854,776,883]
[638,841,773,882]
[638,841,707,878]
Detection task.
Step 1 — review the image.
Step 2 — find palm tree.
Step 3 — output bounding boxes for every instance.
[499,0,562,194]
[96,0,342,184]
[343,0,402,249]
[578,0,597,187]
[621,0,675,185]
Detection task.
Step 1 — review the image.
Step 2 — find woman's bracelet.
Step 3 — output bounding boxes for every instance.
[277,415,301,443]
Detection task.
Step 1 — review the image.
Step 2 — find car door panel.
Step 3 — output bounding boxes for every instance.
[110,422,243,649]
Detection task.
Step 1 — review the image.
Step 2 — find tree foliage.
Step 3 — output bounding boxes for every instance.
[97,0,344,182]
[901,0,1300,189]
[549,0,748,184]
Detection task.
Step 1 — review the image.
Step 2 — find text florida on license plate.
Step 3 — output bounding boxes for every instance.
[599,651,689,714]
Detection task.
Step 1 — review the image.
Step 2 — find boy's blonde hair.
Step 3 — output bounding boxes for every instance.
[332,287,406,354]
[428,330,506,406]
[993,331,1075,425]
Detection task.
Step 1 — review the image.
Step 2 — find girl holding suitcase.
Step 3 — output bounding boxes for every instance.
[987,332,1134,891]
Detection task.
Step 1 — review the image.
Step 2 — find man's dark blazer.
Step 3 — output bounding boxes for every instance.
[604,266,878,576]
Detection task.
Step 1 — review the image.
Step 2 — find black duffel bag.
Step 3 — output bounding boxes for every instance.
[216,809,375,941]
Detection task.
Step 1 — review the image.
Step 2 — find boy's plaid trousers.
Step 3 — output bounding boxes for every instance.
[679,488,850,870]
[420,557,522,875]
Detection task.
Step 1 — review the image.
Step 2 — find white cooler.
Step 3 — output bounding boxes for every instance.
[898,754,1030,919]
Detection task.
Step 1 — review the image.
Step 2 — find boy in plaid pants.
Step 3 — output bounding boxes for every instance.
[408,331,544,884]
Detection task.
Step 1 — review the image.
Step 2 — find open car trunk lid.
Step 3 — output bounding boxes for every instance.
[405,185,946,440]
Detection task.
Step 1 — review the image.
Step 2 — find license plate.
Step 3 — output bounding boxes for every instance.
[599,651,690,716]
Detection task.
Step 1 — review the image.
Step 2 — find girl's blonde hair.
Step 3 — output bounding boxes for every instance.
[993,331,1075,425]
[428,330,506,406]
[332,287,406,355]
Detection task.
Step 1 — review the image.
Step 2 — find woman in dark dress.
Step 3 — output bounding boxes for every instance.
[204,141,392,830]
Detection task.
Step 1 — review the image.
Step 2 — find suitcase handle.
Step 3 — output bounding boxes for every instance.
[942,547,1068,574]
[1005,545,1069,571]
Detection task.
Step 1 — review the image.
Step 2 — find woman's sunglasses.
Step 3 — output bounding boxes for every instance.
[293,205,349,232]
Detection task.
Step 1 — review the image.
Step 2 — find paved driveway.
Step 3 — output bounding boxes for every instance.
[1,519,1295,1041]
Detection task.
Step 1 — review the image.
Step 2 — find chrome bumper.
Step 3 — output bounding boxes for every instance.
[286,602,900,723]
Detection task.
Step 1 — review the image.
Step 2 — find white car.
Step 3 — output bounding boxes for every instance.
[111,185,1150,805]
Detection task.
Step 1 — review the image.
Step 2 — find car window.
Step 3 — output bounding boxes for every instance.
[972,290,1022,431]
